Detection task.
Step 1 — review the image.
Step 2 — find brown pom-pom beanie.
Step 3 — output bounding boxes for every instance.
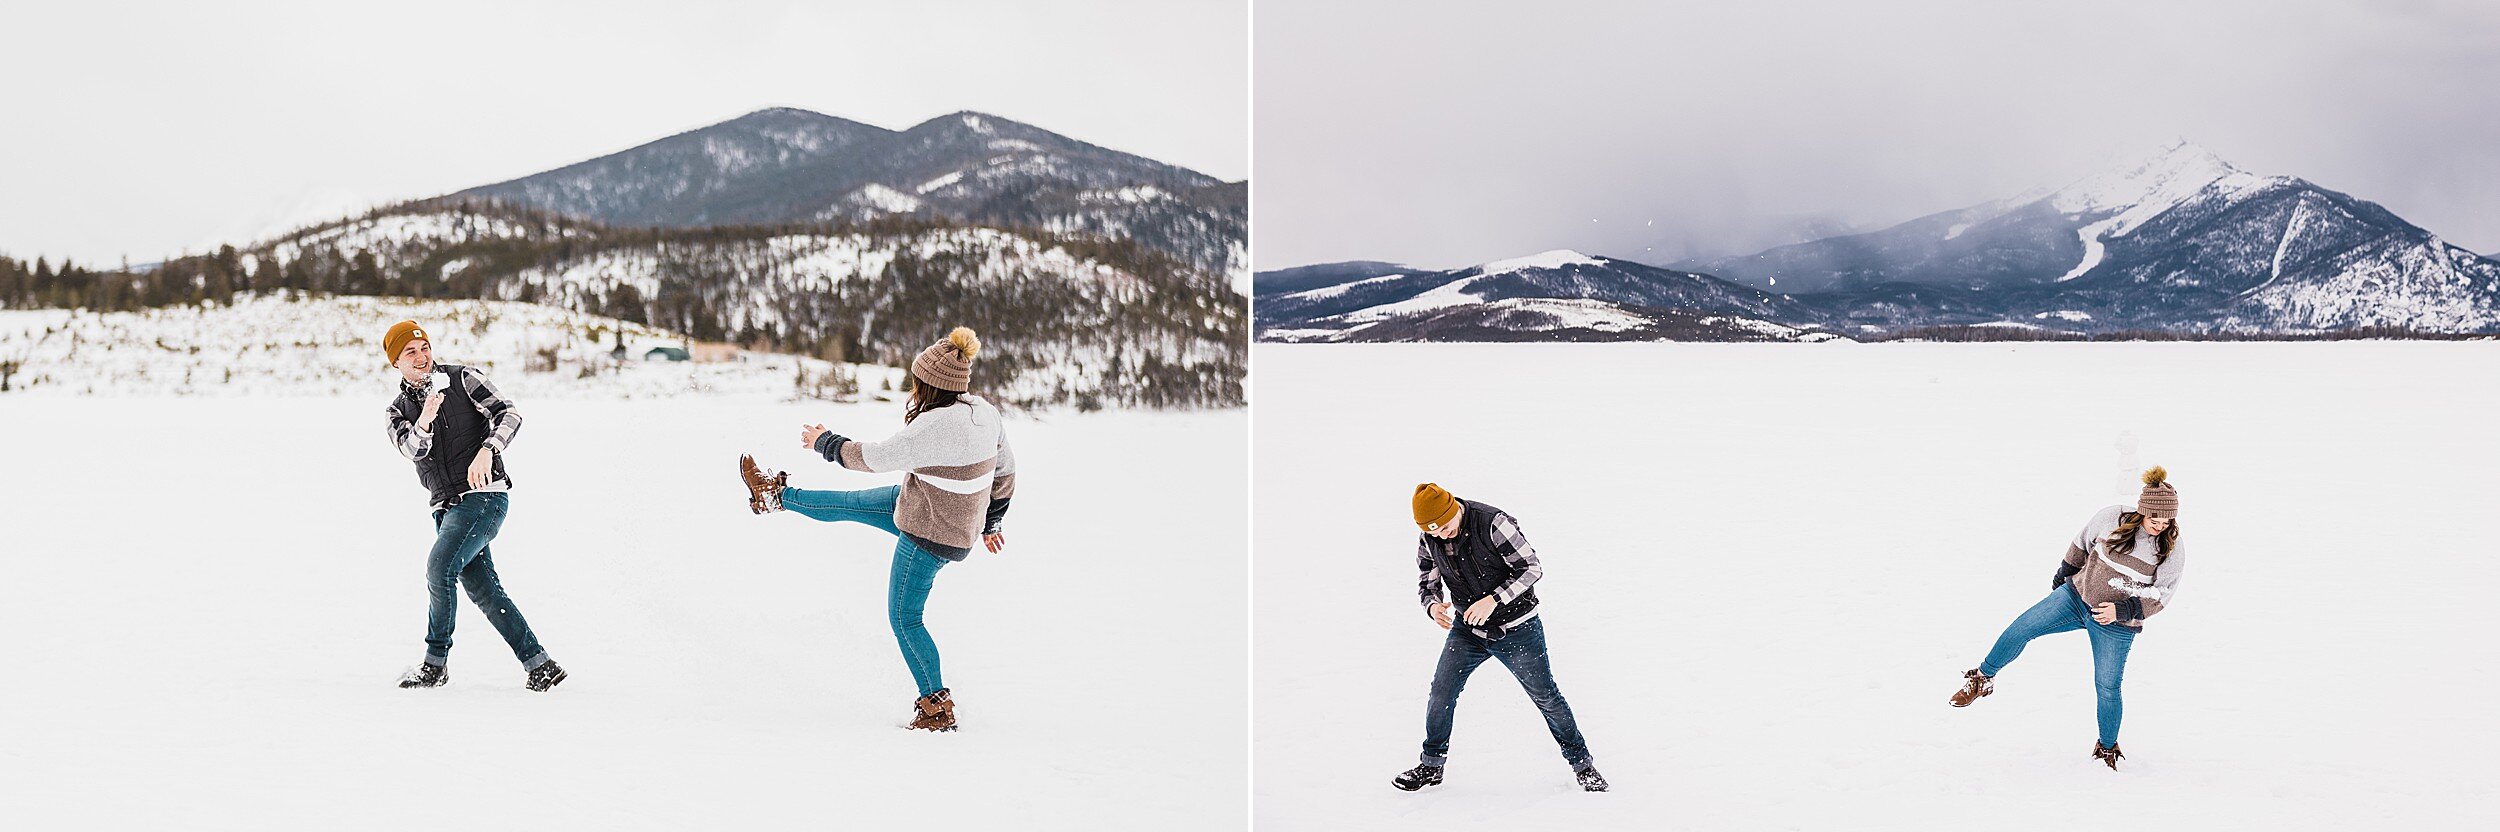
[910,327,980,392]
[382,320,428,368]
[2137,466,2179,518]
[1413,483,1461,532]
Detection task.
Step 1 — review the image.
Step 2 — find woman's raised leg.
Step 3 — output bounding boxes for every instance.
[1978,587,2088,677]
[779,484,904,535]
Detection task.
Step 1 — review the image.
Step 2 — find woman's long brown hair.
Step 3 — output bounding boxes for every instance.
[2104,512,2180,561]
[902,373,964,424]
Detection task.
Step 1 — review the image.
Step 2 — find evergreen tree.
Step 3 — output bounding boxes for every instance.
[208,245,241,302]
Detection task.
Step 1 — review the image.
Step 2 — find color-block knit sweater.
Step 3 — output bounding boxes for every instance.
[2054,504,2187,630]
[819,395,1015,561]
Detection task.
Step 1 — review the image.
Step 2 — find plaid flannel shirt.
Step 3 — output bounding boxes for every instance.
[1417,509,1544,633]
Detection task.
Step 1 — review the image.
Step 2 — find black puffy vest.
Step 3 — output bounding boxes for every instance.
[391,364,510,507]
[1421,500,1540,633]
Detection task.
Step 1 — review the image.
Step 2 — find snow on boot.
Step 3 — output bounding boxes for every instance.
[2092,741,2124,771]
[1575,764,1609,792]
[1950,669,1994,707]
[1391,763,1444,792]
[398,663,447,689]
[910,688,958,732]
[738,454,787,515]
[525,660,567,692]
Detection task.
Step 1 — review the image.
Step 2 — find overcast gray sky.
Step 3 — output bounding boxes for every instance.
[1256,0,2500,271]
[0,0,1245,266]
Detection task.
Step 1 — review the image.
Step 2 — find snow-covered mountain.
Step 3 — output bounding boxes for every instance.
[1701,143,2265,293]
[1250,260,1407,298]
[1700,142,2500,333]
[450,108,1246,285]
[1255,250,1835,342]
[1265,143,2500,341]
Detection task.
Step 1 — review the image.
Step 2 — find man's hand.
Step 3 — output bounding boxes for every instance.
[468,447,495,489]
[800,423,829,450]
[2092,601,2119,625]
[1463,596,1499,626]
[1429,602,1454,630]
[983,532,1006,553]
[416,393,445,432]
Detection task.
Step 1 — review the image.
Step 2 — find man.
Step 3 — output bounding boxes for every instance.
[380,319,566,692]
[1393,483,1605,793]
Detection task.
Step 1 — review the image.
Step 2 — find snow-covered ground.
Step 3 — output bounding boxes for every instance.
[0,395,1246,829]
[1253,342,2499,830]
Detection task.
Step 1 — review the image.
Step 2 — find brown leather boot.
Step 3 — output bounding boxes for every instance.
[738,454,787,514]
[2092,741,2124,770]
[1949,669,1993,707]
[910,688,957,732]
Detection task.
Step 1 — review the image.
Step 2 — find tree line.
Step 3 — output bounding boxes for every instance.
[1865,324,2493,342]
[0,200,1248,408]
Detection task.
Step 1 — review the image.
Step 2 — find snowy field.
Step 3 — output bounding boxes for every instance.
[1253,342,2500,830]
[0,394,1246,829]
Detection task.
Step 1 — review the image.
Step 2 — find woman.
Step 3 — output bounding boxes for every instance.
[1948,466,2186,770]
[737,326,1018,731]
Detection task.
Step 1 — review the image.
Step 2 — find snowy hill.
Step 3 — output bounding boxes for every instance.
[1255,250,1830,342]
[450,108,1247,285]
[0,295,904,400]
[1304,298,1842,343]
[38,200,1248,409]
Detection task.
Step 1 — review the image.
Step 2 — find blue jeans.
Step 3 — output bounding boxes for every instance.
[423,492,549,668]
[1978,585,2137,746]
[781,485,952,697]
[1420,617,1592,767]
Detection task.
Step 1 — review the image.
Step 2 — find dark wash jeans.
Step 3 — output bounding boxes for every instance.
[1420,617,1593,767]
[1978,585,2136,746]
[423,492,548,668]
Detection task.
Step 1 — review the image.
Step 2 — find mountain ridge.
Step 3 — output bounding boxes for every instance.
[1256,249,1833,342]
[447,107,1245,282]
[1263,144,2500,341]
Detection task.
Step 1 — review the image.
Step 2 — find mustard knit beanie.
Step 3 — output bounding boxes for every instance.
[382,320,428,368]
[1413,483,1461,532]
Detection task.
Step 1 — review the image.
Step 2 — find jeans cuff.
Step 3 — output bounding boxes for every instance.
[1419,753,1448,766]
[423,654,448,667]
[522,652,552,670]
